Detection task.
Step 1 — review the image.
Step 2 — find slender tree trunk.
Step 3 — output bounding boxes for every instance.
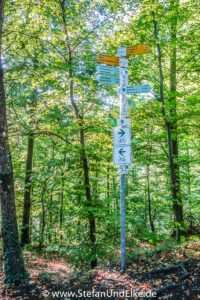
[113,177,118,211]
[153,8,183,241]
[77,194,81,238]
[68,52,97,269]
[59,186,64,242]
[0,0,28,284]
[169,0,184,241]
[48,141,55,243]
[146,165,155,232]
[186,147,191,209]
[79,127,97,268]
[48,188,53,243]
[39,182,46,252]
[21,132,34,247]
[106,165,110,212]
[60,153,66,243]
[59,2,97,267]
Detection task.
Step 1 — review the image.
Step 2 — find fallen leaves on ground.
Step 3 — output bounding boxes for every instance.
[0,241,200,299]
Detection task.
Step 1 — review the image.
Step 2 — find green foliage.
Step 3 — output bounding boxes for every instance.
[1,0,199,270]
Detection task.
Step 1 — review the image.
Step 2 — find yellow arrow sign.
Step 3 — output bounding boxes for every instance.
[97,55,119,66]
[126,44,150,55]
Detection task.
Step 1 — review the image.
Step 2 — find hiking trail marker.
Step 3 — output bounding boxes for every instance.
[126,44,150,55]
[96,44,150,273]
[97,55,119,66]
[113,127,131,145]
[125,84,151,94]
[96,74,119,85]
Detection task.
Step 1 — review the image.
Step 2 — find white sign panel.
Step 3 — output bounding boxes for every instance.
[113,146,131,165]
[113,127,131,145]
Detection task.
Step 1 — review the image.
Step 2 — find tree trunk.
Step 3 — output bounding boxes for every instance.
[169,0,184,241]
[59,1,97,267]
[153,8,183,242]
[186,147,191,210]
[146,165,155,232]
[48,141,55,243]
[0,0,28,285]
[48,188,53,243]
[68,52,97,269]
[60,153,66,243]
[39,182,46,252]
[21,132,34,247]
[80,127,97,268]
[113,177,118,211]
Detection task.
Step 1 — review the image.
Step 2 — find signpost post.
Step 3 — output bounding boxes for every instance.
[96,44,150,273]
[118,46,129,273]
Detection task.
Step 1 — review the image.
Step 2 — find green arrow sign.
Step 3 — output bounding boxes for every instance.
[119,148,126,156]
[113,145,131,165]
[113,127,131,146]
[118,129,125,137]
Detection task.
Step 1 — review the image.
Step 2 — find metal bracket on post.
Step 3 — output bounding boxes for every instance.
[120,165,128,175]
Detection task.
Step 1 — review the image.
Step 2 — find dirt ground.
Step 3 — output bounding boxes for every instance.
[0,241,200,299]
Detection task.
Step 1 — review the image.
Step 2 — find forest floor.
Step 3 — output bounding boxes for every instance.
[0,240,200,300]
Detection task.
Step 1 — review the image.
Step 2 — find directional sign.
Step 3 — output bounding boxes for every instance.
[113,127,131,145]
[97,55,119,66]
[97,64,119,75]
[126,84,151,95]
[113,146,131,165]
[127,44,150,56]
[96,74,119,85]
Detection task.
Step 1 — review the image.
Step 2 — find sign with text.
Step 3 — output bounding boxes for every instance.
[97,55,119,66]
[113,127,131,145]
[126,84,151,94]
[96,74,119,85]
[97,64,119,75]
[113,146,131,165]
[127,44,150,56]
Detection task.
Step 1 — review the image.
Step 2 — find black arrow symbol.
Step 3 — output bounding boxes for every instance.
[118,128,125,137]
[119,148,126,156]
